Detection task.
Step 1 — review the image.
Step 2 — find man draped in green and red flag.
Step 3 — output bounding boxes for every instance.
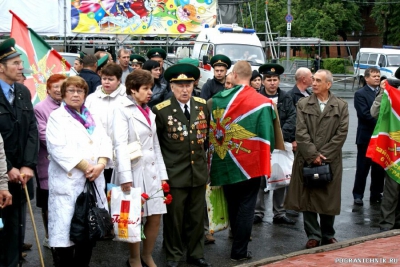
[208,61,278,261]
[10,10,70,106]
[367,77,400,231]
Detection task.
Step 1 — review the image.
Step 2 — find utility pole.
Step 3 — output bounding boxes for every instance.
[286,0,291,70]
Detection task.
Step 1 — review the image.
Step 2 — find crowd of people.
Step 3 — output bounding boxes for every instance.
[0,35,397,267]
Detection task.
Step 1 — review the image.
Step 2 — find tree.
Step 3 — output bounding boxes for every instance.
[371,1,400,45]
[291,0,363,42]
[240,0,363,42]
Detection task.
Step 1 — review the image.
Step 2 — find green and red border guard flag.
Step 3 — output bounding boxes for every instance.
[209,85,276,186]
[10,10,70,106]
[367,82,400,184]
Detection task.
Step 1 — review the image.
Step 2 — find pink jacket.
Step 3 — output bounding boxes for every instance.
[34,96,60,189]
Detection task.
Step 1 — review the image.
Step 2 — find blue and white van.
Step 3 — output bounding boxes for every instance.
[354,48,400,85]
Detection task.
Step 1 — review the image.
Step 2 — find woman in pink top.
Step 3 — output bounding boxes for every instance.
[34,74,66,248]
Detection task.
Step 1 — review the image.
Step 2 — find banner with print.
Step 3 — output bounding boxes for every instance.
[71,0,217,35]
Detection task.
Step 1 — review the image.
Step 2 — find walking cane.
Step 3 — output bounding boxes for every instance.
[22,174,45,267]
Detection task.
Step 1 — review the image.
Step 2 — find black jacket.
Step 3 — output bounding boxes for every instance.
[286,85,312,106]
[354,85,378,145]
[0,82,38,199]
[79,69,101,94]
[260,87,296,142]
[200,77,224,101]
[148,81,168,109]
[160,70,172,99]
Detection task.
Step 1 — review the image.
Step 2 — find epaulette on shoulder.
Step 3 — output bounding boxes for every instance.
[155,99,171,110]
[193,96,206,104]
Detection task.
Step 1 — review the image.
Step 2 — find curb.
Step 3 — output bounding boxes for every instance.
[235,230,400,267]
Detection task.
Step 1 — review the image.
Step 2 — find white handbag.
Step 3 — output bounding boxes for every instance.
[128,116,143,161]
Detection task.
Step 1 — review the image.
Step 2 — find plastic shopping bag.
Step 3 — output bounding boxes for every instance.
[110,187,142,243]
[206,184,229,234]
[267,142,294,190]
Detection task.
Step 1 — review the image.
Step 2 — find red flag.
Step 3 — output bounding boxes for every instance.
[10,10,70,105]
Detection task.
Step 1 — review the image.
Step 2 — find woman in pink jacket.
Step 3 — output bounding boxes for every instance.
[33,74,66,248]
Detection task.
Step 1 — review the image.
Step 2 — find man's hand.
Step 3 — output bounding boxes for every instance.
[20,166,34,185]
[0,190,12,208]
[312,154,327,165]
[7,168,23,184]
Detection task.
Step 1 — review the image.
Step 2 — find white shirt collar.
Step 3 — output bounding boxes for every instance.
[177,99,191,113]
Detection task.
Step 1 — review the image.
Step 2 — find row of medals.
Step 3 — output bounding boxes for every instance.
[167,111,208,143]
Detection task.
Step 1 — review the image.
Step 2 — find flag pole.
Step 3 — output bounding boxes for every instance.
[22,175,45,267]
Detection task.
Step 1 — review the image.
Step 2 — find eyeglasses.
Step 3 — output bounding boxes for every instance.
[66,88,85,95]
[5,60,24,67]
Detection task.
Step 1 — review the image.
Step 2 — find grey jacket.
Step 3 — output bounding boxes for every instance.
[370,88,384,119]
[0,134,8,191]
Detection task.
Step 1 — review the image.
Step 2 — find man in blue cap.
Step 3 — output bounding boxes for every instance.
[0,38,38,266]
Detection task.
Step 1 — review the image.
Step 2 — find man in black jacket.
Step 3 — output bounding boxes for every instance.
[0,38,38,267]
[78,54,101,94]
[254,63,296,225]
[200,55,231,100]
[353,67,385,206]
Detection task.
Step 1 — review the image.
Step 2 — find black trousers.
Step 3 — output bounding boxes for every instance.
[52,242,94,267]
[0,185,25,267]
[353,144,385,199]
[223,177,260,259]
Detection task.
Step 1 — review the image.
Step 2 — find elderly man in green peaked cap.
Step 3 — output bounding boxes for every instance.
[0,38,38,267]
[177,58,201,95]
[152,63,212,267]
[130,54,146,70]
[200,54,232,101]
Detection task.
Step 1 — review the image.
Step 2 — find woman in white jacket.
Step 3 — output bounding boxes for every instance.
[113,70,168,267]
[46,76,112,267]
[85,63,126,185]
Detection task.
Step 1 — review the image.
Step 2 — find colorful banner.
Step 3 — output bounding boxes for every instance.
[367,83,400,184]
[71,0,217,35]
[10,11,71,105]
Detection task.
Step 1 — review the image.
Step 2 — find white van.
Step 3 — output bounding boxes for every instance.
[354,48,400,85]
[192,24,266,89]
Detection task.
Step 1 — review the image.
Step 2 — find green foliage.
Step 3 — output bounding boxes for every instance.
[371,1,400,45]
[240,0,363,41]
[323,58,352,74]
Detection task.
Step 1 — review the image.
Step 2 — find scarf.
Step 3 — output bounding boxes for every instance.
[127,95,151,126]
[63,102,96,134]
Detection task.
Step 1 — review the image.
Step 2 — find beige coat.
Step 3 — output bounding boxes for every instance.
[0,134,8,191]
[284,93,349,215]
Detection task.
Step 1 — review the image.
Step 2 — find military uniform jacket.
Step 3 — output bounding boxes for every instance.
[152,96,209,188]
[0,82,38,199]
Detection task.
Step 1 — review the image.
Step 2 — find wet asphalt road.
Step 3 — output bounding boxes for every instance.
[21,94,382,267]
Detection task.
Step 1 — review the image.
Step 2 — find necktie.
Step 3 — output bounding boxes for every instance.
[8,87,15,105]
[184,104,190,120]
